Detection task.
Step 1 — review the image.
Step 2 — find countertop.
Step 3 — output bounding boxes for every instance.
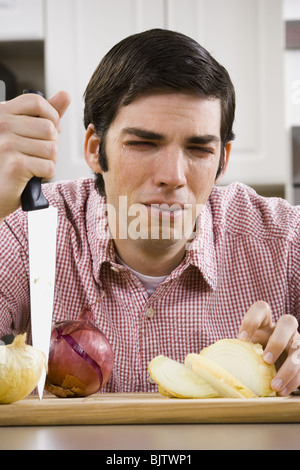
[0,423,300,450]
[1,393,300,450]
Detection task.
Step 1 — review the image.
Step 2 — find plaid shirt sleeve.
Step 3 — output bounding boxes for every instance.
[287,229,300,320]
[0,209,30,338]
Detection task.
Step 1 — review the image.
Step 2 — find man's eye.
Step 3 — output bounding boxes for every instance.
[125,141,155,150]
[189,147,214,156]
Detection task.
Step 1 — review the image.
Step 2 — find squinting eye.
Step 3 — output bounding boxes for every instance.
[125,141,156,150]
[189,147,214,156]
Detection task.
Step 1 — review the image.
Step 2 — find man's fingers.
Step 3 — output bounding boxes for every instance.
[2,151,56,185]
[238,301,273,344]
[2,90,71,128]
[270,343,300,396]
[238,302,300,396]
[47,90,71,120]
[263,315,299,365]
[10,115,59,142]
[0,90,69,221]
[4,93,59,126]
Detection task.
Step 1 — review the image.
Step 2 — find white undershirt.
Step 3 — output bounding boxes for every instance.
[115,254,168,296]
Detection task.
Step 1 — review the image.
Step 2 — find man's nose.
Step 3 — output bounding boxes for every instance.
[154,148,187,189]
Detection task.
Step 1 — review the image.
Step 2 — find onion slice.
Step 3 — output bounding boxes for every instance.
[199,339,276,397]
[148,339,277,399]
[148,355,219,398]
[185,354,256,398]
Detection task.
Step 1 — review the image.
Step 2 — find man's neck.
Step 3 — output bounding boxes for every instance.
[114,239,187,277]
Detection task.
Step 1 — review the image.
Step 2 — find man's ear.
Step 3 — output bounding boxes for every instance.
[215,141,232,183]
[84,124,102,173]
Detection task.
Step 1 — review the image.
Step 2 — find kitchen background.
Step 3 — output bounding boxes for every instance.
[0,0,300,204]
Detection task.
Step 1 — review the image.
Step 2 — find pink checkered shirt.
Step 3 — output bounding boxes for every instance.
[1,178,300,392]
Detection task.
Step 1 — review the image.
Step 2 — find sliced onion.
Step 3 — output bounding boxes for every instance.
[148,355,219,398]
[45,298,113,398]
[185,354,256,398]
[149,339,277,399]
[199,339,276,397]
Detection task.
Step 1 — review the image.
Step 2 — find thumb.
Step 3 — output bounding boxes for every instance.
[48,90,71,119]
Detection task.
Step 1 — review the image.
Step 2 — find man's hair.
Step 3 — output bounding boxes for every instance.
[83,28,235,196]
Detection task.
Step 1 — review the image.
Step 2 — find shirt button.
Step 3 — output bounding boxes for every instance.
[145,307,155,319]
[110,265,120,273]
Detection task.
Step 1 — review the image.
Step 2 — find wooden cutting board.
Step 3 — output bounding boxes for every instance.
[1,393,300,426]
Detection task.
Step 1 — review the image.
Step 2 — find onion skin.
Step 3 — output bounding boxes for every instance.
[0,333,46,404]
[45,306,113,398]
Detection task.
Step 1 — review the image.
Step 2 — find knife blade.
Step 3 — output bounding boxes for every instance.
[21,89,58,400]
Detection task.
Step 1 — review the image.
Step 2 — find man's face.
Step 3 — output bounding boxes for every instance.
[101,92,227,250]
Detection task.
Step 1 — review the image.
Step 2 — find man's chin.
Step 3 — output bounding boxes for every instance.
[136,235,189,253]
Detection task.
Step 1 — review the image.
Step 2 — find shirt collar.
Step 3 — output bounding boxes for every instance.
[86,189,114,283]
[185,201,218,290]
[86,189,218,290]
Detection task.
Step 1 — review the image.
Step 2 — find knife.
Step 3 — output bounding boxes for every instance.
[21,89,58,400]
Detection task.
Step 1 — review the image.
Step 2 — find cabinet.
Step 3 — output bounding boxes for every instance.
[0,0,44,40]
[45,0,167,181]
[1,0,288,194]
[162,0,286,191]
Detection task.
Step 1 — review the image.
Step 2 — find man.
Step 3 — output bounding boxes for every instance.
[0,29,299,395]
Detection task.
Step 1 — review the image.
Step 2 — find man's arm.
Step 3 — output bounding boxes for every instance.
[238,301,300,396]
[0,91,70,224]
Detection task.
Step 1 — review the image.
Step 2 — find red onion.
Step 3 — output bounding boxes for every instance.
[45,297,113,398]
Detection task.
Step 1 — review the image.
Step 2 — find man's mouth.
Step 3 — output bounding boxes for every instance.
[143,202,189,221]
[142,201,187,209]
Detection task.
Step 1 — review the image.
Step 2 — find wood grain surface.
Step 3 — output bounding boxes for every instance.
[1,393,300,426]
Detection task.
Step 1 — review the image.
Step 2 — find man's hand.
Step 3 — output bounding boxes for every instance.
[0,90,71,222]
[238,301,300,396]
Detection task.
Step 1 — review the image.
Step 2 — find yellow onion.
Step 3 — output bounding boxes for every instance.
[149,338,277,399]
[45,302,113,398]
[0,333,46,404]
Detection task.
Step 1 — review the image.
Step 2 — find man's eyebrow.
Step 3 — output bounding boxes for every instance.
[186,135,220,145]
[121,127,220,144]
[121,127,164,140]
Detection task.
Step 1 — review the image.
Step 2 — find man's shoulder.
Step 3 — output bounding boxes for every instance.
[42,177,94,204]
[1,178,104,245]
[209,182,300,240]
[42,177,104,220]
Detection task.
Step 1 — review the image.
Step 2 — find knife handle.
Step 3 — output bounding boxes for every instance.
[21,89,49,212]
